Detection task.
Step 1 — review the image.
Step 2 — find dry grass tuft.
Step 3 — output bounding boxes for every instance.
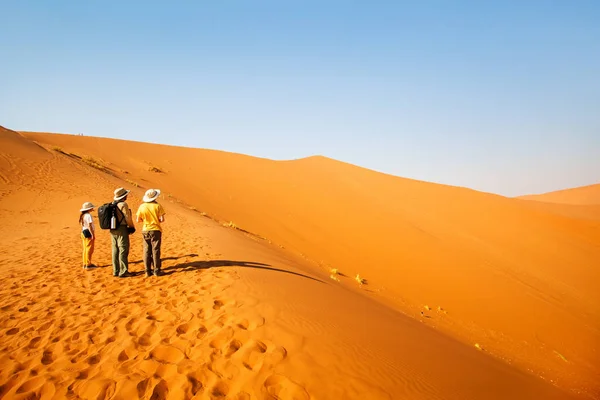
[125,179,141,188]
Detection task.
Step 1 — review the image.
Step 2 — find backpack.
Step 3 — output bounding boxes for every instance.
[98,202,124,230]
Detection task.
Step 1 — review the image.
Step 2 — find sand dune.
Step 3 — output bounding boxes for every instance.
[0,126,597,399]
[518,184,600,206]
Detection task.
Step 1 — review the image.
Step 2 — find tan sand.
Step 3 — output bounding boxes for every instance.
[0,126,596,399]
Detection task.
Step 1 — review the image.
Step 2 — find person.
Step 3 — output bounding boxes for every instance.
[136,188,166,277]
[79,202,96,269]
[110,187,136,278]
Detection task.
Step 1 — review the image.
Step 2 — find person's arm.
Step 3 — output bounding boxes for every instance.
[121,203,135,227]
[87,214,95,239]
[159,204,166,223]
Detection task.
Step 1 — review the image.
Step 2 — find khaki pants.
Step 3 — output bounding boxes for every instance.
[143,230,162,274]
[81,233,94,267]
[110,225,130,276]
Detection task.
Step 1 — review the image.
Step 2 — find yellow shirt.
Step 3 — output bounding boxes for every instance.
[136,202,166,232]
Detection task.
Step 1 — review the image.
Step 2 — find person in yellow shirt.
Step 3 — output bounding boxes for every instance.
[136,188,166,277]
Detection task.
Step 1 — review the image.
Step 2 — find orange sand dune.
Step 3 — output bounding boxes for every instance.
[0,126,596,399]
[518,183,600,205]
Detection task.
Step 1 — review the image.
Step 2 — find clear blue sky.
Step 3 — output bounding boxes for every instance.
[1,1,599,196]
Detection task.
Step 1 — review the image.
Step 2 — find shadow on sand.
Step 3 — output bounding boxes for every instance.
[163,259,325,283]
[94,254,199,269]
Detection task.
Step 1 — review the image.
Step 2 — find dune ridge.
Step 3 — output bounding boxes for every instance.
[518,184,600,206]
[0,126,597,399]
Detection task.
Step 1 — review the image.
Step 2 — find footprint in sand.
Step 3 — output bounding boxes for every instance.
[264,346,288,368]
[27,336,41,349]
[41,349,54,365]
[185,372,204,397]
[16,376,45,394]
[241,340,268,371]
[211,381,229,398]
[150,344,185,364]
[224,339,243,358]
[176,323,189,335]
[236,315,265,331]
[263,374,309,400]
[213,299,224,310]
[196,325,208,339]
[118,350,129,362]
[149,379,169,400]
[86,354,101,365]
[209,326,234,350]
[6,327,19,335]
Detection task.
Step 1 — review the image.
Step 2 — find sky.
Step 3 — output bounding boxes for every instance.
[1,1,599,197]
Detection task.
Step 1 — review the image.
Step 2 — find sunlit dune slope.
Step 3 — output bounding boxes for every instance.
[518,184,600,206]
[8,128,599,398]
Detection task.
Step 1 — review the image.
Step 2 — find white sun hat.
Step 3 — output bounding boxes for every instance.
[80,202,95,212]
[143,188,161,203]
[113,187,130,201]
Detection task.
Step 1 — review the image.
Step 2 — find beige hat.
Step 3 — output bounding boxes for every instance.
[113,187,130,201]
[143,188,161,203]
[80,202,95,212]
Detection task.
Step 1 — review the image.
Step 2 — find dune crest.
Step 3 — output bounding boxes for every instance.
[518,184,600,206]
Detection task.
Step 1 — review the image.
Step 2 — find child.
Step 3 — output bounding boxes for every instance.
[79,202,96,269]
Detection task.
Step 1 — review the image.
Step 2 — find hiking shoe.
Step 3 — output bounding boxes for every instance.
[154,271,165,277]
[119,271,133,278]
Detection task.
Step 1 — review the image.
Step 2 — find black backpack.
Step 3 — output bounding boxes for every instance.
[98,202,124,230]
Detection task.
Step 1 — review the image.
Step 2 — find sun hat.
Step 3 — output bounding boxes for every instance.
[113,187,130,201]
[143,188,161,203]
[80,202,95,212]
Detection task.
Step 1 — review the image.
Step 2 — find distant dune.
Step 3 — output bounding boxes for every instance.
[518,184,600,206]
[0,126,597,399]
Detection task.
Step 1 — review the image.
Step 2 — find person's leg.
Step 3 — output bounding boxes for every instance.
[119,227,130,275]
[81,233,87,268]
[111,233,119,276]
[88,238,95,266]
[143,232,152,275]
[151,231,162,274]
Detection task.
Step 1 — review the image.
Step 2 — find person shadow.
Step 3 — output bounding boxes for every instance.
[162,259,324,283]
[93,253,199,269]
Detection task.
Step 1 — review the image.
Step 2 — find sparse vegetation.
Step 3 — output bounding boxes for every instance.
[224,221,239,230]
[148,165,163,173]
[355,274,366,285]
[82,156,107,171]
[125,179,141,188]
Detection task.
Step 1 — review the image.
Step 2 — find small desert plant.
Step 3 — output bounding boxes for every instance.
[125,179,140,188]
[355,274,366,285]
[82,156,107,171]
[224,221,239,229]
[148,165,163,173]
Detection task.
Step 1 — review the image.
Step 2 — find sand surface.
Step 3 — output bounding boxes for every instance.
[518,184,600,205]
[0,126,597,399]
